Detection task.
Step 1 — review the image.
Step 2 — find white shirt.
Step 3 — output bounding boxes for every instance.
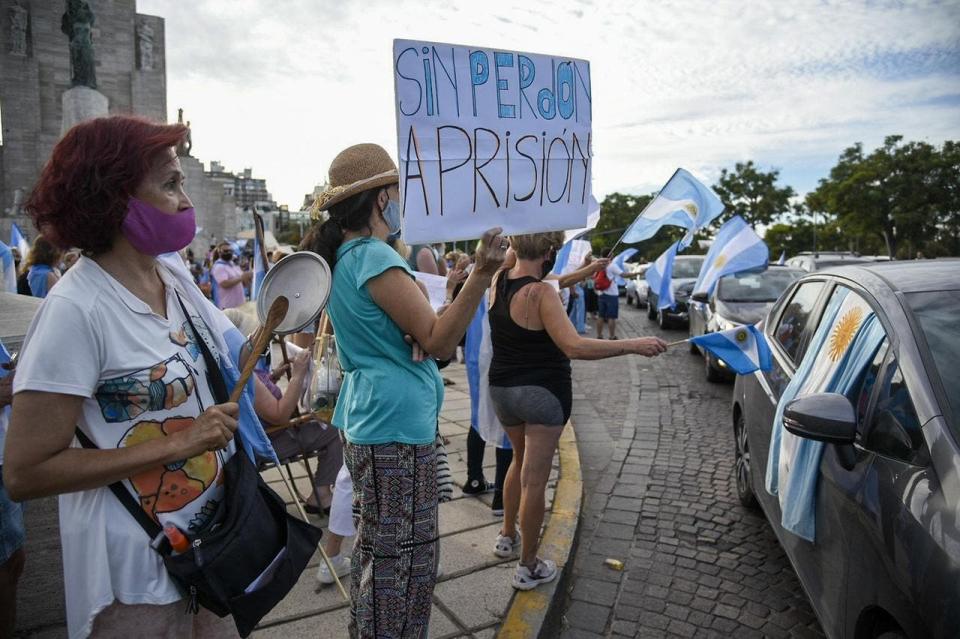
[13,257,233,639]
[602,262,624,296]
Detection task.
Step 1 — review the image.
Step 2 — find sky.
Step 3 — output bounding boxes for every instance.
[139,0,960,210]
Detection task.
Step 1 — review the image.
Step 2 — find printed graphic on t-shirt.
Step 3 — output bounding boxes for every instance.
[121,416,222,528]
[169,313,218,364]
[93,350,224,532]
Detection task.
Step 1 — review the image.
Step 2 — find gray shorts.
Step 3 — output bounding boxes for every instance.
[489,384,570,427]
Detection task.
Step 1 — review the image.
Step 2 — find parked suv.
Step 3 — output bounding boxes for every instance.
[731,260,960,638]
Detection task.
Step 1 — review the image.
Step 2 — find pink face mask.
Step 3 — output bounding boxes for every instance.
[121,197,196,256]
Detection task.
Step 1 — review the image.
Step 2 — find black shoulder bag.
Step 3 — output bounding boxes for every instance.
[76,292,322,637]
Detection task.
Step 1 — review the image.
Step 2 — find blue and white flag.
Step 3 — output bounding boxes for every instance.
[0,240,16,293]
[11,223,29,258]
[563,194,602,243]
[693,215,768,295]
[620,169,724,247]
[551,239,592,276]
[645,241,680,310]
[690,325,772,374]
[777,250,786,266]
[611,248,638,286]
[250,211,269,299]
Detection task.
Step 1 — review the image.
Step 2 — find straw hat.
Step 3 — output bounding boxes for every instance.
[311,143,399,219]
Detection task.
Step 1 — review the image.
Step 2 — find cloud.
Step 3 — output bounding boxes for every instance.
[138,0,960,210]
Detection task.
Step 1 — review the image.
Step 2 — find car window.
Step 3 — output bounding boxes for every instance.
[672,259,704,279]
[863,358,926,465]
[905,290,960,441]
[854,340,889,435]
[773,281,825,363]
[717,269,803,303]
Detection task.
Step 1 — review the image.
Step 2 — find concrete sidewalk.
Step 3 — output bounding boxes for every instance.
[14,362,568,638]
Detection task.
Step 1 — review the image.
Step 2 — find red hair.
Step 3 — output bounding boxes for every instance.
[26,116,188,255]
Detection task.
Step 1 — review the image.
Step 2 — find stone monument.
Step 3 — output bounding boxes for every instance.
[7,0,27,56]
[60,0,107,135]
[136,17,154,70]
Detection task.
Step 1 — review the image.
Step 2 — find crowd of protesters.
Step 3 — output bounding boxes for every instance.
[0,115,666,639]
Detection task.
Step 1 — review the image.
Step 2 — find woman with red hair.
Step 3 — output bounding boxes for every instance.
[3,116,254,638]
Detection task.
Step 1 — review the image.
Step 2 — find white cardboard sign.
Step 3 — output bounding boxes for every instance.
[393,39,592,244]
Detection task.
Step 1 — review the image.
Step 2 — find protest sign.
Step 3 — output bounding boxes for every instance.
[393,39,592,244]
[413,271,449,310]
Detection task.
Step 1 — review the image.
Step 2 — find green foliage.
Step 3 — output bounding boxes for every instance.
[810,135,959,257]
[713,161,795,227]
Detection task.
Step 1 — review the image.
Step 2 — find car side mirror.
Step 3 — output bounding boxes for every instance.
[783,393,856,445]
[691,292,709,303]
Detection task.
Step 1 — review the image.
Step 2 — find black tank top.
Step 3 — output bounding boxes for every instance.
[488,274,571,388]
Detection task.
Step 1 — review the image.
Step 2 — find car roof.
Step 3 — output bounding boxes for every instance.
[817,259,960,294]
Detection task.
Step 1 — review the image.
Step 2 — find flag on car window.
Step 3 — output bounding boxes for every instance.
[693,215,768,295]
[690,324,772,374]
[619,169,724,247]
[645,241,680,310]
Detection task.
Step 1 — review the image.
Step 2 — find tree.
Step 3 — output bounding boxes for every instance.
[713,161,795,227]
[810,135,955,258]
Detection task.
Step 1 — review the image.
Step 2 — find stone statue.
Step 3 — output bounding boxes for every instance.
[61,0,97,89]
[8,1,27,56]
[175,109,193,156]
[137,18,154,71]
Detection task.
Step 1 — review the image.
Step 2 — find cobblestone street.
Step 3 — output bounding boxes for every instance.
[560,301,825,638]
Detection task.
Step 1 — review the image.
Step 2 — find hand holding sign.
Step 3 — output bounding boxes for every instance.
[474,227,509,277]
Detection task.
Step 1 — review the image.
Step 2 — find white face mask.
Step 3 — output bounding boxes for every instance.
[381,199,402,236]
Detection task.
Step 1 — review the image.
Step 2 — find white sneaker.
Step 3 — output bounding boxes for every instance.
[493,530,521,558]
[512,558,558,590]
[316,553,350,585]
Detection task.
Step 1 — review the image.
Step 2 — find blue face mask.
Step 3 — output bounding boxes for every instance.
[381,199,402,236]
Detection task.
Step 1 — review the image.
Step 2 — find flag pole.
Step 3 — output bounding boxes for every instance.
[607,168,681,256]
[665,338,690,348]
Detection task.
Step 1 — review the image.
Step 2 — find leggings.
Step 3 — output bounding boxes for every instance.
[343,440,439,638]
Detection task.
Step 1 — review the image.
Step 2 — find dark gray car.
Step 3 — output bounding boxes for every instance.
[689,266,803,381]
[645,255,704,329]
[731,260,960,639]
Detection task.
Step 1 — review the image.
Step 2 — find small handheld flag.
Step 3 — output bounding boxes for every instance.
[611,248,638,286]
[619,169,724,248]
[251,210,269,299]
[11,223,29,258]
[693,215,768,295]
[690,325,772,375]
[645,241,680,310]
[777,250,786,266]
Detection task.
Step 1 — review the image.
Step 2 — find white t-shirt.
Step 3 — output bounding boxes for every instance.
[13,256,234,639]
[602,262,624,296]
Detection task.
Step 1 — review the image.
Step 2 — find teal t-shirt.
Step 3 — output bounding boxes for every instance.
[327,237,443,445]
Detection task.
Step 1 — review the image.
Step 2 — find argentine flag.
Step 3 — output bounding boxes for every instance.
[645,241,680,310]
[611,248,638,286]
[251,234,268,299]
[564,194,602,243]
[690,325,772,375]
[0,240,15,293]
[693,215,768,295]
[551,239,592,276]
[620,169,724,247]
[11,223,29,258]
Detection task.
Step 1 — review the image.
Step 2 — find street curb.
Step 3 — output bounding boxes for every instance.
[497,421,584,639]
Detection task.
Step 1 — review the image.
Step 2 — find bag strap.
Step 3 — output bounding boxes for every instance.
[75,428,163,539]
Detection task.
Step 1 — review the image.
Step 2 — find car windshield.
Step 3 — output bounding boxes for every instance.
[906,290,960,438]
[672,259,704,279]
[717,270,802,302]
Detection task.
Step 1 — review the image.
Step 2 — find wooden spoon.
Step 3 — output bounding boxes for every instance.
[229,295,289,403]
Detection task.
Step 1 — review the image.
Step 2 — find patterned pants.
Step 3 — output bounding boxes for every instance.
[343,440,439,639]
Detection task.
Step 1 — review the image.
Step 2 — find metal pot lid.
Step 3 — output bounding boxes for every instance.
[256,251,332,334]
